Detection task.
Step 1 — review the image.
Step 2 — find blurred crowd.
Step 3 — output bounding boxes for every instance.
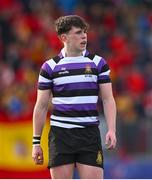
[0,0,152,155]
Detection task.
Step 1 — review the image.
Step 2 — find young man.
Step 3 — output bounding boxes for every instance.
[32,15,116,179]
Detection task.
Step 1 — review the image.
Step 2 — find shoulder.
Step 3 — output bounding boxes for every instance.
[85,53,107,66]
[42,55,63,70]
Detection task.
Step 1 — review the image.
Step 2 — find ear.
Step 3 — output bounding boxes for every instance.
[60,34,67,43]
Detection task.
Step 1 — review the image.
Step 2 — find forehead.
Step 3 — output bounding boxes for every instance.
[68,26,84,33]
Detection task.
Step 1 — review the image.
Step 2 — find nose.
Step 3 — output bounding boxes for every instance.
[82,32,87,39]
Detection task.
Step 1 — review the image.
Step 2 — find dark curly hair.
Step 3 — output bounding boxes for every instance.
[55,15,89,35]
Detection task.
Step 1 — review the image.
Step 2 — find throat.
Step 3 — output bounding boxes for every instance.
[64,48,82,57]
[65,52,82,57]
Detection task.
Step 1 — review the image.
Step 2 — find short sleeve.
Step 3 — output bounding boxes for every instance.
[38,61,53,90]
[97,57,111,84]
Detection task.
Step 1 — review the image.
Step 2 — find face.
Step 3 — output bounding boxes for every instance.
[61,26,87,55]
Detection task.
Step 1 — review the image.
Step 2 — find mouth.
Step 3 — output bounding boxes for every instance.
[80,41,87,45]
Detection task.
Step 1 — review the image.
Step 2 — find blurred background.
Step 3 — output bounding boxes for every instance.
[0,0,152,179]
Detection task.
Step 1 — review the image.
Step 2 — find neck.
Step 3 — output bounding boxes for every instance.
[64,47,83,57]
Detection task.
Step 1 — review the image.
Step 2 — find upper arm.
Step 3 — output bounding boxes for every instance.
[35,89,52,108]
[99,83,114,101]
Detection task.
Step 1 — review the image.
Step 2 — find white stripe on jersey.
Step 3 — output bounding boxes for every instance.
[52,96,98,104]
[50,120,84,128]
[58,57,92,65]
[92,55,102,66]
[99,70,111,76]
[46,59,56,70]
[38,75,52,83]
[51,115,98,122]
[53,75,97,85]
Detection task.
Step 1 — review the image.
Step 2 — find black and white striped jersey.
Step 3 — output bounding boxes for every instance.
[38,49,111,128]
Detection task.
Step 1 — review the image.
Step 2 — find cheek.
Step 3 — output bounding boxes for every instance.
[67,35,80,45]
[73,37,80,43]
[70,38,78,45]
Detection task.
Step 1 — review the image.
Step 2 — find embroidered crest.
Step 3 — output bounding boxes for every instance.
[84,64,92,77]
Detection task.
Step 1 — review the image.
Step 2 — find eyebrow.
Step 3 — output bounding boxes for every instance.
[75,30,82,33]
[75,29,86,34]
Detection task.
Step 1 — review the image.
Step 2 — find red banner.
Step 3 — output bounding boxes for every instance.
[0,120,50,179]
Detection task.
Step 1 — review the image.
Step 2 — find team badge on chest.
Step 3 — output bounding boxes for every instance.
[84,64,92,77]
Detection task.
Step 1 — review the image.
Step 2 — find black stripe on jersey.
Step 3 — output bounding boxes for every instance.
[52,68,98,78]
[51,118,99,126]
[53,89,98,97]
[98,79,111,84]
[53,110,98,117]
[101,64,110,73]
[52,56,62,64]
[85,53,95,60]
[40,69,51,79]
[38,85,52,90]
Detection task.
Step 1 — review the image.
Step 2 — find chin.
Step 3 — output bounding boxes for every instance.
[81,46,86,51]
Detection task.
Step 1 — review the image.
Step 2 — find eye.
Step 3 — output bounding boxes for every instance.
[76,30,82,34]
[84,29,87,33]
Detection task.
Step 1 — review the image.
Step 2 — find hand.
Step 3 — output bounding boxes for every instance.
[32,145,44,165]
[105,131,116,150]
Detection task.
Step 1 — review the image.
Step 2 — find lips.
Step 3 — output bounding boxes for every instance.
[81,41,87,45]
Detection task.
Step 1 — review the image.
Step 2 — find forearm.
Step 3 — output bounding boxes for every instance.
[102,97,116,132]
[33,103,48,136]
